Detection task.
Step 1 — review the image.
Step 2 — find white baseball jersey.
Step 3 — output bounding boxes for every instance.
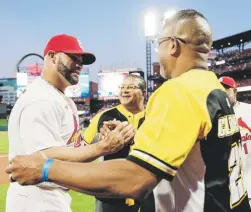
[234,101,251,198]
[6,77,83,212]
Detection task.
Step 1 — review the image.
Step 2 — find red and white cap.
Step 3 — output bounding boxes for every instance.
[219,76,238,89]
[44,34,96,65]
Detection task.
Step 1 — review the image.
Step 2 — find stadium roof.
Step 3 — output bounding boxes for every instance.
[212,30,251,50]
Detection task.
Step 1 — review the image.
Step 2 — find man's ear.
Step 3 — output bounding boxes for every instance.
[234,88,238,95]
[169,37,181,57]
[142,90,147,98]
[47,51,57,64]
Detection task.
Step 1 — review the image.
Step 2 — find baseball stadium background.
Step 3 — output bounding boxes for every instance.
[1,30,251,211]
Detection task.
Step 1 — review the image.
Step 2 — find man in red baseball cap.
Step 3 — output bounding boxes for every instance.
[43,34,96,89]
[44,34,96,65]
[219,76,238,106]
[6,34,133,212]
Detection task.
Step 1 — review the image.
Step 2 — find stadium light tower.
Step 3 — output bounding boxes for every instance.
[144,10,177,99]
[144,13,157,99]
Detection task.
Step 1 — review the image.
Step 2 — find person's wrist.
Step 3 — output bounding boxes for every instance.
[96,140,109,155]
[42,158,54,182]
[46,159,61,183]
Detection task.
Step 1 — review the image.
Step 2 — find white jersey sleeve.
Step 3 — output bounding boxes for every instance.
[19,100,64,154]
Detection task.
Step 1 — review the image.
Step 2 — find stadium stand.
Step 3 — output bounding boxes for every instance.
[237,78,251,87]
[210,30,251,75]
[209,30,251,103]
[210,48,251,75]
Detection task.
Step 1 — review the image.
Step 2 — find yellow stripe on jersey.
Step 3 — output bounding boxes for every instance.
[83,113,101,144]
[128,70,224,180]
[130,149,177,176]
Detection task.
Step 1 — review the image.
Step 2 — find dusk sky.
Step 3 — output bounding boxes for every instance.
[0,0,250,81]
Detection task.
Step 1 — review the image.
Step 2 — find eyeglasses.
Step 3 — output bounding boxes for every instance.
[154,36,187,52]
[154,36,202,53]
[118,85,140,91]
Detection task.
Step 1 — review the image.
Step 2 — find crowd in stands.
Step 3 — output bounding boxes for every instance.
[209,47,251,105]
[236,78,251,87]
[210,48,251,74]
[216,48,251,62]
[76,104,90,111]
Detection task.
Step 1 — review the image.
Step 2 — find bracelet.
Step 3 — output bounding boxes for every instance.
[42,158,54,182]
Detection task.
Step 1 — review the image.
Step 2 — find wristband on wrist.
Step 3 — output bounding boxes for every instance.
[42,158,54,182]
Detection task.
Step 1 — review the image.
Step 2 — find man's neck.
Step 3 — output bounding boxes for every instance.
[122,104,144,115]
[41,71,67,93]
[171,57,208,79]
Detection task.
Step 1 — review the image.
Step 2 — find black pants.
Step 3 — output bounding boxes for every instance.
[95,192,155,212]
[139,192,155,212]
[95,199,140,212]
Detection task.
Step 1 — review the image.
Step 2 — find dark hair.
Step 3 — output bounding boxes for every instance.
[221,84,230,89]
[0,95,3,102]
[221,84,236,90]
[126,74,146,91]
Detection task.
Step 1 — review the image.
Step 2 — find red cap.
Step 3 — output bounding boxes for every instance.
[219,76,237,89]
[44,34,96,65]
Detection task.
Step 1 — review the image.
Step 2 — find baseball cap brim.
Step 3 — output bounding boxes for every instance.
[63,50,96,65]
[80,52,96,65]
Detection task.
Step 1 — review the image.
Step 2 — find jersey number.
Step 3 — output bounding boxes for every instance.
[243,143,248,155]
[228,142,247,208]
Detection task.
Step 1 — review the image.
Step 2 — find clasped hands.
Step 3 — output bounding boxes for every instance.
[98,120,136,155]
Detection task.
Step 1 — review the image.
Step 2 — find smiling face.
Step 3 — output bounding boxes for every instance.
[119,76,145,109]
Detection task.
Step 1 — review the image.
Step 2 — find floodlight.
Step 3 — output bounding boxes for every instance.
[144,13,157,37]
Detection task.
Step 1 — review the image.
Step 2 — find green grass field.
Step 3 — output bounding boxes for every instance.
[0,119,7,126]
[0,131,8,154]
[0,131,95,212]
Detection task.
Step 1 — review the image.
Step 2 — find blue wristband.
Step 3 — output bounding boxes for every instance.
[42,158,54,182]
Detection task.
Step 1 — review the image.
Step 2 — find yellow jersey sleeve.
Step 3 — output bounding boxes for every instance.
[127,81,206,181]
[83,113,101,144]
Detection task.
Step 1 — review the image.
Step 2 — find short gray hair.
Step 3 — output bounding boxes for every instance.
[126,74,146,91]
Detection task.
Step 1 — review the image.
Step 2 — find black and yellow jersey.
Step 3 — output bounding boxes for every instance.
[84,105,145,145]
[127,69,251,212]
[83,104,146,207]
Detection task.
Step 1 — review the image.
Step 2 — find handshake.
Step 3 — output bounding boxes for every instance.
[97,120,136,155]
